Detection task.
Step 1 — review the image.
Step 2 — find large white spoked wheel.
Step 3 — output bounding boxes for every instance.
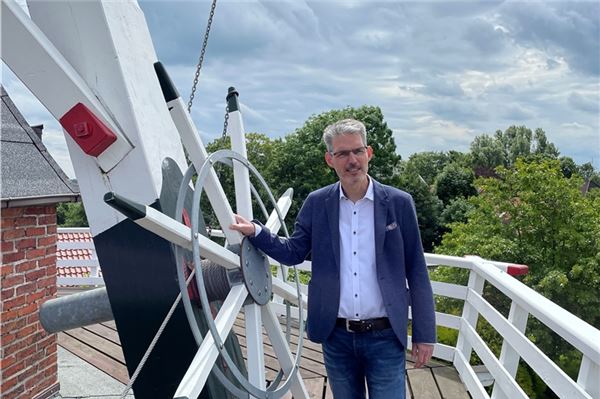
[171,150,308,399]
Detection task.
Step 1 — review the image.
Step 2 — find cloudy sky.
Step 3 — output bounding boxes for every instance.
[3,1,599,178]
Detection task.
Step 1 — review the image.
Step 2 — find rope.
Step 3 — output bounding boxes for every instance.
[119,270,196,398]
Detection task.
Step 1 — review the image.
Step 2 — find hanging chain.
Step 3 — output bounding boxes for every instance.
[222,106,229,139]
[213,105,229,184]
[187,0,218,113]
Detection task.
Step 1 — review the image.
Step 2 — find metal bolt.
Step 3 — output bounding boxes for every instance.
[194,233,199,238]
[249,280,253,286]
[258,291,262,296]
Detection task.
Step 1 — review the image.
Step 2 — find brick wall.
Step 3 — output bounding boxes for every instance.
[1,206,60,399]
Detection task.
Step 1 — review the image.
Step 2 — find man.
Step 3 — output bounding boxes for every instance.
[231,118,436,398]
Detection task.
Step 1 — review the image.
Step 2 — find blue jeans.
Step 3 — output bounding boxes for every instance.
[322,326,406,399]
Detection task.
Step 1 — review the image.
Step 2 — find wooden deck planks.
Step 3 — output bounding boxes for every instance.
[58,332,129,384]
[407,367,443,399]
[66,327,125,363]
[58,314,468,398]
[432,366,471,399]
[84,322,121,344]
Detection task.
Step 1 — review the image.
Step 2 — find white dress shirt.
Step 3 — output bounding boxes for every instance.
[253,177,387,320]
[338,177,386,320]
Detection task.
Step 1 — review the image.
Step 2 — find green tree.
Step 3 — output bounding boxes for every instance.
[559,156,578,178]
[402,152,450,185]
[440,197,474,227]
[433,163,477,205]
[532,128,559,157]
[447,150,473,169]
[57,202,88,227]
[395,164,443,251]
[434,159,600,395]
[470,134,504,176]
[577,162,600,187]
[471,126,559,176]
[204,133,282,225]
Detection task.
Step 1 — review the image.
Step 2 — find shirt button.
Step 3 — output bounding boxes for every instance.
[354,272,357,276]
[354,294,358,298]
[353,231,356,235]
[355,313,359,317]
[353,211,356,215]
[353,251,356,255]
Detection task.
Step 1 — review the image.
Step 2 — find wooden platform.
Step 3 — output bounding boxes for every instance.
[58,315,470,398]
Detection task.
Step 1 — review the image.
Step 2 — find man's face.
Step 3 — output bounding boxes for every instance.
[325,133,373,188]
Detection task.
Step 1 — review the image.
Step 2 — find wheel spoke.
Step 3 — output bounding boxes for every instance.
[174,284,248,399]
[245,303,266,390]
[265,188,293,233]
[262,304,309,398]
[164,93,241,245]
[207,181,241,245]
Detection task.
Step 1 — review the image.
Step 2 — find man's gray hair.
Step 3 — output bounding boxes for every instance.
[322,119,367,153]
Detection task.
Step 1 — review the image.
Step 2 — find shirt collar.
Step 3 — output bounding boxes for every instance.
[339,176,374,202]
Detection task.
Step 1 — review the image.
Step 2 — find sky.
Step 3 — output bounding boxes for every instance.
[2,0,599,178]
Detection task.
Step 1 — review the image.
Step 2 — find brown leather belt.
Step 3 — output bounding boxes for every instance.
[336,317,391,333]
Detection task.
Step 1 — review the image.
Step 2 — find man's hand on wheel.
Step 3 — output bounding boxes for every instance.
[229,214,255,237]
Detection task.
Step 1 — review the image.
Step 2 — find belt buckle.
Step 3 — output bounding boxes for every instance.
[345,319,353,333]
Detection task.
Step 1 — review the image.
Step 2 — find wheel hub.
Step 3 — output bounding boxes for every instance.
[240,238,272,306]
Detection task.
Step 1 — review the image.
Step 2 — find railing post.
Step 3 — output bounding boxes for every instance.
[90,249,100,278]
[577,355,600,398]
[455,262,485,367]
[491,302,529,399]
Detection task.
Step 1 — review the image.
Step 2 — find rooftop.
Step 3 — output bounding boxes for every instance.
[1,86,79,208]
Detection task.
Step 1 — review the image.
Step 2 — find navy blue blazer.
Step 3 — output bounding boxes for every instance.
[250,179,436,347]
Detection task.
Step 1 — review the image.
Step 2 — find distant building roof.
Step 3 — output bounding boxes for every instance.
[1,86,79,208]
[57,229,101,281]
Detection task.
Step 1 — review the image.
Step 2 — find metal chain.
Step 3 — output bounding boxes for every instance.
[222,106,229,139]
[212,105,229,184]
[187,0,218,113]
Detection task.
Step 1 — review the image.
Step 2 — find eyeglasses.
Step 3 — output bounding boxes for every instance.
[330,146,368,160]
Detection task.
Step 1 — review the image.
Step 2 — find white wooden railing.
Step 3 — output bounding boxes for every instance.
[58,228,599,398]
[269,252,600,399]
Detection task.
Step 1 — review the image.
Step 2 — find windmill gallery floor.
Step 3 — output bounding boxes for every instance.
[56,313,470,399]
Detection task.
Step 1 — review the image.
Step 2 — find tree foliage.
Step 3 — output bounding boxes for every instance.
[57,202,88,227]
[470,126,559,176]
[434,163,477,205]
[434,159,600,395]
[204,133,282,226]
[440,197,474,227]
[395,164,443,251]
[402,152,450,185]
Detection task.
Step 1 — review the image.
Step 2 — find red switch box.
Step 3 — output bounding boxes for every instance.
[59,103,117,157]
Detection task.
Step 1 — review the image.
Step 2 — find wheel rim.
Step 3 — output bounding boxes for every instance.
[174,149,305,398]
